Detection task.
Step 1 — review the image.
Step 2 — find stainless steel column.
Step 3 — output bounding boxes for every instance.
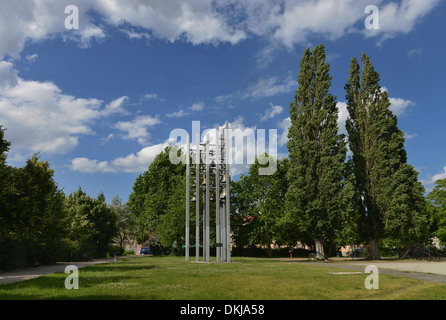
[215,126,221,262]
[195,133,200,261]
[185,134,190,261]
[224,121,231,262]
[205,139,210,262]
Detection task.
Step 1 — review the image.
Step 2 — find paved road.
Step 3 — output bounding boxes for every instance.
[0,258,115,285]
[279,258,446,283]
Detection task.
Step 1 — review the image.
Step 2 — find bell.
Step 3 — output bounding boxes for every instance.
[220,188,226,199]
[220,174,226,183]
[202,177,206,186]
[191,192,196,202]
[210,179,216,188]
[210,193,216,201]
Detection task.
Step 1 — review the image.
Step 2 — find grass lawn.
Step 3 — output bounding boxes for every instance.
[1,256,446,300]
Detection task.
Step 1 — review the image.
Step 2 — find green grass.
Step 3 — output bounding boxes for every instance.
[1,256,446,300]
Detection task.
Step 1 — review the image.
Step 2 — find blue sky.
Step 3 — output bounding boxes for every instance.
[0,0,445,203]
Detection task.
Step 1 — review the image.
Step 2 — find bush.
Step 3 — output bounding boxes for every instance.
[0,240,26,270]
[146,239,172,256]
[231,246,313,258]
[107,245,124,257]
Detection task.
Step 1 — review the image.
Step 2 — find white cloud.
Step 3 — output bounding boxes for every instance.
[166,109,189,118]
[70,141,170,173]
[272,0,367,48]
[93,0,245,45]
[368,0,441,43]
[114,115,161,145]
[382,87,415,116]
[408,48,422,58]
[69,116,262,174]
[165,102,205,118]
[244,74,295,99]
[0,1,106,59]
[70,157,116,173]
[120,28,151,41]
[404,132,417,140]
[260,103,283,121]
[218,74,296,105]
[189,102,205,111]
[278,117,291,147]
[337,102,349,134]
[420,166,446,189]
[25,53,38,63]
[0,0,440,60]
[389,97,415,116]
[0,61,124,154]
[105,96,129,114]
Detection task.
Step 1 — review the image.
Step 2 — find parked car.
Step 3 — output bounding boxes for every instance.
[140,247,153,255]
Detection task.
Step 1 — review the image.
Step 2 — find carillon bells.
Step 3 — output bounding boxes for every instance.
[191,192,197,202]
[220,188,226,199]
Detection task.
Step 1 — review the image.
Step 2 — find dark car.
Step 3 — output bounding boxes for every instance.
[140,247,153,255]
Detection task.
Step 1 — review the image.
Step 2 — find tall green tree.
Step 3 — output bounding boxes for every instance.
[0,153,67,268]
[158,176,188,252]
[285,44,349,260]
[110,195,137,249]
[127,146,186,244]
[5,155,66,242]
[66,188,118,258]
[0,126,11,240]
[345,53,427,259]
[427,178,446,243]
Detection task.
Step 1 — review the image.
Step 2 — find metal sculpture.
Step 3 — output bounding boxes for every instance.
[185,121,231,262]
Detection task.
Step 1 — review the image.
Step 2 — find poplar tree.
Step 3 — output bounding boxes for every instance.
[345,53,427,259]
[285,44,348,260]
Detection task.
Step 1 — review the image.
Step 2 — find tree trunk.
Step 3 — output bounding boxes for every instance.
[267,243,273,257]
[367,238,380,260]
[314,238,326,260]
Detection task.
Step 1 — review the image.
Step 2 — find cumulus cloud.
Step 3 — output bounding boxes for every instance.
[1,0,439,60]
[381,87,415,116]
[420,166,446,189]
[367,0,441,43]
[69,116,270,175]
[0,1,106,59]
[0,61,125,154]
[114,115,161,145]
[278,117,291,147]
[70,141,170,173]
[260,103,283,121]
